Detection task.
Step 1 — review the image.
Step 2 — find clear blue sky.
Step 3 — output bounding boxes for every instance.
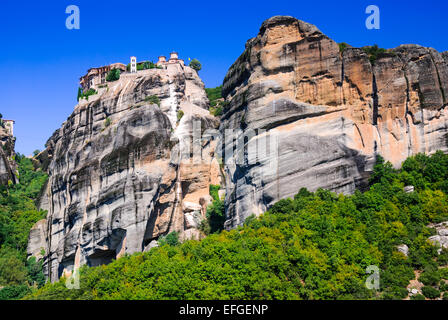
[0,0,447,155]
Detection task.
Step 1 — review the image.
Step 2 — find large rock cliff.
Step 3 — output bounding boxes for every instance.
[28,15,448,281]
[221,16,448,228]
[29,63,221,281]
[0,122,17,185]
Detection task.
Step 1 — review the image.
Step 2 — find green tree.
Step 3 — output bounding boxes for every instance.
[189,59,202,72]
[106,69,120,82]
[422,286,440,299]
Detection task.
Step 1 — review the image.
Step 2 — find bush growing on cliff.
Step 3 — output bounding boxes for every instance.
[338,42,350,53]
[24,152,448,300]
[177,110,184,122]
[106,69,120,82]
[189,59,201,72]
[104,117,111,128]
[200,185,225,235]
[79,88,97,101]
[205,86,223,105]
[158,231,179,247]
[145,95,160,107]
[206,86,225,117]
[362,44,388,64]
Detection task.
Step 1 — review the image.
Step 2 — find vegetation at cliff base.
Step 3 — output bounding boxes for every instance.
[0,155,48,300]
[200,184,225,235]
[25,151,448,300]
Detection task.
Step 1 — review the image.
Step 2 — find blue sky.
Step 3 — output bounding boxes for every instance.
[0,0,447,155]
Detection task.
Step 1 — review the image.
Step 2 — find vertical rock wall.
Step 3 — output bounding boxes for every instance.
[221,16,448,228]
[28,64,221,282]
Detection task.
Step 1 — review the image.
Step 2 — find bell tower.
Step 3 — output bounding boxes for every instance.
[130,56,137,73]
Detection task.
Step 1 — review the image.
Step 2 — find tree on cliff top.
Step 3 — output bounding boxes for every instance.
[189,59,202,72]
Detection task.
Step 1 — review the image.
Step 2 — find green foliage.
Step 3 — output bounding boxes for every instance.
[25,152,448,300]
[338,42,350,53]
[0,155,48,299]
[77,87,82,101]
[136,61,156,70]
[209,184,220,201]
[0,284,30,300]
[440,268,448,279]
[422,286,440,299]
[79,88,97,101]
[210,106,223,117]
[419,267,441,286]
[0,250,27,285]
[104,117,111,128]
[205,86,223,105]
[189,59,202,72]
[410,293,425,300]
[145,95,160,107]
[26,257,45,287]
[158,232,179,247]
[177,110,184,122]
[200,185,225,235]
[106,69,120,82]
[362,44,388,64]
[206,86,225,117]
[439,281,448,291]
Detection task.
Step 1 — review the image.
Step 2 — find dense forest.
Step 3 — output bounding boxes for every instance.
[0,154,48,299]
[23,151,448,300]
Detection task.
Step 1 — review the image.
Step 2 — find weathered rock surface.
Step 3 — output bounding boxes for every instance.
[221,16,448,228]
[428,221,448,253]
[0,124,17,185]
[29,63,221,281]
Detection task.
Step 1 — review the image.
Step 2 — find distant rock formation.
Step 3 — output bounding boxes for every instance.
[221,16,448,228]
[29,62,221,282]
[0,120,17,185]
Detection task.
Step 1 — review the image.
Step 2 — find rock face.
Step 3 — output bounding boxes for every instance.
[221,16,448,228]
[29,63,221,282]
[428,221,448,254]
[0,123,17,185]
